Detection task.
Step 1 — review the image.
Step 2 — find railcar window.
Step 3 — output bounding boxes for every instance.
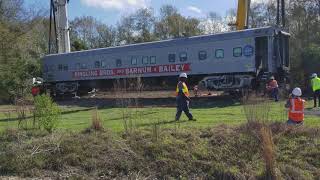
[76,63,81,70]
[49,65,55,72]
[131,57,138,65]
[168,54,176,62]
[58,64,63,71]
[63,65,68,71]
[116,59,122,67]
[199,51,207,60]
[44,65,48,72]
[243,45,254,57]
[215,49,224,59]
[101,60,107,68]
[150,56,156,64]
[95,61,101,68]
[233,47,242,57]
[142,56,149,64]
[180,52,187,62]
[81,63,87,69]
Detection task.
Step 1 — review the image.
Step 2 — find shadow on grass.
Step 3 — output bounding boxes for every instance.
[137,119,189,128]
[0,108,94,122]
[56,95,240,109]
[104,111,158,121]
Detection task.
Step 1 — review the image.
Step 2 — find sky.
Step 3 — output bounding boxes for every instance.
[24,0,260,25]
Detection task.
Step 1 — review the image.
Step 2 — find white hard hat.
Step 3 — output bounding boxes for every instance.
[270,76,275,80]
[179,73,188,78]
[311,73,317,78]
[292,87,302,97]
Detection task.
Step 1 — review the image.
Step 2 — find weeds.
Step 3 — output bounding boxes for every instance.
[242,95,278,179]
[34,95,61,133]
[14,98,29,129]
[242,95,272,124]
[114,77,148,135]
[0,124,319,179]
[260,126,277,179]
[114,78,134,134]
[90,107,104,131]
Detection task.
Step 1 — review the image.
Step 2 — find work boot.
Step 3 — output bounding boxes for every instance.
[189,118,196,121]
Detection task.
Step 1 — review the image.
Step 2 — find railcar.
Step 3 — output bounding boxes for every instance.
[42,26,290,96]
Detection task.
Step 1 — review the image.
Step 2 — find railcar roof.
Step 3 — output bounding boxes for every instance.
[45,26,282,58]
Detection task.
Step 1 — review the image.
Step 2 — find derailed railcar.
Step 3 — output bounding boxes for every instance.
[42,26,290,95]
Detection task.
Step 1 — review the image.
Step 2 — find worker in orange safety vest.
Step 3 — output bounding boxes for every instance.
[266,76,279,102]
[175,73,196,121]
[285,87,305,125]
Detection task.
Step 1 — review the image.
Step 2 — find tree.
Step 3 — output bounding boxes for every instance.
[117,15,136,45]
[70,16,117,49]
[96,23,117,47]
[0,0,24,23]
[117,8,156,44]
[287,0,320,87]
[70,16,98,49]
[200,12,224,34]
[0,0,45,102]
[133,8,155,42]
[224,8,237,31]
[154,5,179,39]
[155,5,202,39]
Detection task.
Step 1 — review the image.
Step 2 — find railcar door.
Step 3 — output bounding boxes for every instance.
[255,36,269,72]
[274,31,290,85]
[278,32,290,69]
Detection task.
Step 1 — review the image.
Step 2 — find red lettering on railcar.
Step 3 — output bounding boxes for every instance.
[72,63,191,79]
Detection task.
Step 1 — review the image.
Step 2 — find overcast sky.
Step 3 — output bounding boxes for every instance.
[25,0,263,25]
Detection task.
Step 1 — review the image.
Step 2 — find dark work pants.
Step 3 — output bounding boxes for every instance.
[271,88,279,102]
[314,90,320,107]
[175,97,193,121]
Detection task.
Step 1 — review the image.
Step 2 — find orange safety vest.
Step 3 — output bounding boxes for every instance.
[268,80,278,89]
[288,98,305,122]
[175,81,190,97]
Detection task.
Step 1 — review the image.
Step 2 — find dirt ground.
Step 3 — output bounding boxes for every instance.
[56,90,229,108]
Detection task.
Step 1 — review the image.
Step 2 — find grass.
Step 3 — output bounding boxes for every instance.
[0,123,319,179]
[0,96,319,179]
[0,99,319,132]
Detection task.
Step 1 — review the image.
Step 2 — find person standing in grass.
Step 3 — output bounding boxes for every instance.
[310,73,320,108]
[266,76,279,102]
[175,73,196,121]
[285,87,305,125]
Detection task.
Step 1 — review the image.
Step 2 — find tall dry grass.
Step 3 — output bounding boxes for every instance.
[14,98,30,129]
[242,95,278,179]
[242,95,272,124]
[114,77,146,135]
[260,126,277,179]
[91,107,103,131]
[113,77,164,140]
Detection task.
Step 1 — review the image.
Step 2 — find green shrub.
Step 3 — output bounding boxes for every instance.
[34,95,61,133]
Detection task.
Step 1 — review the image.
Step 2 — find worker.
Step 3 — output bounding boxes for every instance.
[285,87,305,125]
[266,76,279,102]
[193,85,199,97]
[175,73,196,121]
[311,73,320,108]
[31,83,41,97]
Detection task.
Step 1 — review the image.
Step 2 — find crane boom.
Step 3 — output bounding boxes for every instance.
[49,0,71,54]
[235,0,251,30]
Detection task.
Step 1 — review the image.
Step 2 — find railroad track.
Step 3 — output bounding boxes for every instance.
[55,90,236,108]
